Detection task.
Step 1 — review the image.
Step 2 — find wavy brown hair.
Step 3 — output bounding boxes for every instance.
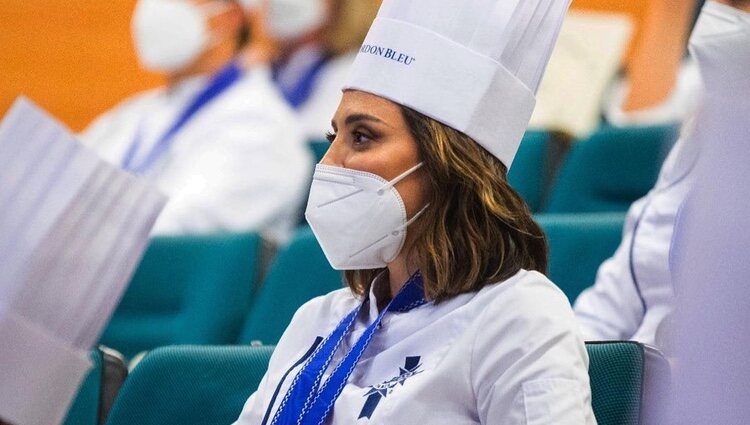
[344,106,548,302]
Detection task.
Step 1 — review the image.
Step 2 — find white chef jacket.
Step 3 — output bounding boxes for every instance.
[80,65,312,243]
[273,45,356,141]
[234,270,596,425]
[574,121,700,346]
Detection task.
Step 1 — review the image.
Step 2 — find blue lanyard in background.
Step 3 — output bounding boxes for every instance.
[122,61,244,175]
[270,272,427,425]
[273,54,331,110]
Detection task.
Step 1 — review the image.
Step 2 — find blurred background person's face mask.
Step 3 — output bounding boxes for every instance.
[689,0,750,92]
[266,0,327,41]
[132,0,229,73]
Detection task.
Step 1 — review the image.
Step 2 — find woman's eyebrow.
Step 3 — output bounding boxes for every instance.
[345,113,391,127]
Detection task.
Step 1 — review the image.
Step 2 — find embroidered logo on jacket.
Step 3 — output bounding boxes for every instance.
[358,356,423,420]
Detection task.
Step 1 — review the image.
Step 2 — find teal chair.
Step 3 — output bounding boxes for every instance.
[587,341,670,425]
[536,213,625,303]
[238,226,343,346]
[105,345,274,425]
[104,343,666,425]
[100,233,262,359]
[309,140,329,164]
[545,125,677,213]
[508,131,550,212]
[64,347,128,425]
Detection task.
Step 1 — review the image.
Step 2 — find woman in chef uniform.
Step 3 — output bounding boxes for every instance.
[234,0,597,424]
[82,0,311,243]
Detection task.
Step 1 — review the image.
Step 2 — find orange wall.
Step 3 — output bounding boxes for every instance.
[1,0,694,130]
[0,0,163,132]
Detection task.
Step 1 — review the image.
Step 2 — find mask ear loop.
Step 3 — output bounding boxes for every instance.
[392,203,431,236]
[377,162,424,196]
[373,161,429,236]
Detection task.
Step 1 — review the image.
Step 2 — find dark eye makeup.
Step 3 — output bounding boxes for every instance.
[352,129,374,146]
[325,126,379,148]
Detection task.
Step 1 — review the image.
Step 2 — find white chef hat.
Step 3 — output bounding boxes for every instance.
[267,0,327,40]
[345,0,571,168]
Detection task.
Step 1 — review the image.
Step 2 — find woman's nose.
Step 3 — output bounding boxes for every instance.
[320,139,345,167]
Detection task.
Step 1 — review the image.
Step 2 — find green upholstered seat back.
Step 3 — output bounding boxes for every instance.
[64,347,128,425]
[545,125,676,213]
[103,343,666,424]
[104,346,273,425]
[587,342,645,425]
[239,226,342,346]
[63,350,103,425]
[508,131,550,212]
[536,213,625,303]
[308,140,330,164]
[100,233,262,358]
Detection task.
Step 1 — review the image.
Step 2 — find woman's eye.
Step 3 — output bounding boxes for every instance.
[352,131,373,146]
[325,132,336,143]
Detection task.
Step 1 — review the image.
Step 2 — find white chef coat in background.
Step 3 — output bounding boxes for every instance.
[234,270,596,425]
[81,66,312,244]
[273,45,356,141]
[574,120,700,346]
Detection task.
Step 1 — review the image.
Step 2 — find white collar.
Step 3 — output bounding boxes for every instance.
[366,271,391,323]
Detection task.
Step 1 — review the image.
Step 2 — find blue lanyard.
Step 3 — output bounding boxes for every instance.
[122,61,244,175]
[270,272,427,425]
[273,54,330,110]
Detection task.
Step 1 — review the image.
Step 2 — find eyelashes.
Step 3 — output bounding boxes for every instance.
[325,129,377,149]
[352,130,373,144]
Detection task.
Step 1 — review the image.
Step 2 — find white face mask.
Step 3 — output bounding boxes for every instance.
[132,0,226,73]
[305,163,428,270]
[689,1,750,93]
[267,0,327,40]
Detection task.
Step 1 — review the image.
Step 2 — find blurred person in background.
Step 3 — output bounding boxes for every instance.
[574,0,750,352]
[257,0,379,141]
[81,0,312,244]
[603,0,703,127]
